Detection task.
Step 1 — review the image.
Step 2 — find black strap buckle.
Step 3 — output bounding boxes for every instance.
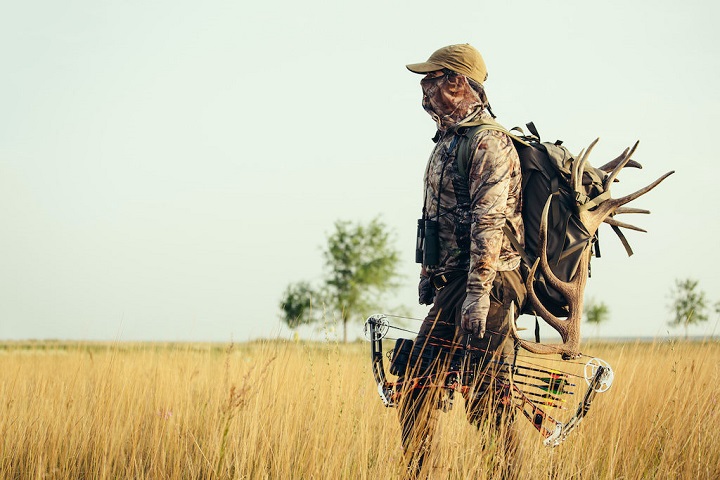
[431,274,449,290]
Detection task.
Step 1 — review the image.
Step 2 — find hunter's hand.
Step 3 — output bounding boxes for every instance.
[461,294,490,338]
[418,275,435,305]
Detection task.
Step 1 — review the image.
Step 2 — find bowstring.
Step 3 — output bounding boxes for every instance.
[381,312,593,356]
[379,329,589,376]
[376,314,591,378]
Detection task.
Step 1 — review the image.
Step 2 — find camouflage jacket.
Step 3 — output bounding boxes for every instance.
[422,117,524,299]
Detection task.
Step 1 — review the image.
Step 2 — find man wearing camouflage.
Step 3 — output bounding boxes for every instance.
[400,44,526,476]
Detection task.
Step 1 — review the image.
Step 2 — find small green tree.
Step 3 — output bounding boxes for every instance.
[279,217,401,342]
[668,278,709,338]
[279,281,326,329]
[584,298,610,338]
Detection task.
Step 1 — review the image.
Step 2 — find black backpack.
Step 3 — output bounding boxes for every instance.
[455,118,633,317]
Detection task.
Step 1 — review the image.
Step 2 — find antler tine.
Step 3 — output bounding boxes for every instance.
[512,333,574,356]
[510,316,559,355]
[603,170,675,214]
[599,147,642,172]
[572,138,599,193]
[571,147,586,193]
[535,197,574,299]
[603,141,640,190]
[603,217,647,233]
[582,170,674,236]
[524,258,569,341]
[581,138,600,162]
[615,207,650,215]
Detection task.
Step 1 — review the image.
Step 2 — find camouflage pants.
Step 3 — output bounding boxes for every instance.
[397,268,525,477]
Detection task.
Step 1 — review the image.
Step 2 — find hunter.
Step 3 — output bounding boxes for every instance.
[401,43,526,477]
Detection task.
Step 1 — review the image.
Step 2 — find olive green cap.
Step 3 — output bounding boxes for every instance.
[406,43,488,85]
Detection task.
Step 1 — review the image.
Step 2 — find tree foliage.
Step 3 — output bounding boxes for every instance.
[584,298,610,337]
[668,278,709,338]
[584,299,610,325]
[279,217,401,342]
[279,281,326,329]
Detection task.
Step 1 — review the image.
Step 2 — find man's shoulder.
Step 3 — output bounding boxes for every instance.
[468,125,516,153]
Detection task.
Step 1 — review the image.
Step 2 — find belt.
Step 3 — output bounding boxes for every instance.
[430,271,466,290]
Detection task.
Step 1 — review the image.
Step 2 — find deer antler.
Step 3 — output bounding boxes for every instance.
[512,140,675,358]
[512,197,590,358]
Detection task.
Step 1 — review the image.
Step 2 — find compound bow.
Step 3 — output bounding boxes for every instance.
[364,313,614,447]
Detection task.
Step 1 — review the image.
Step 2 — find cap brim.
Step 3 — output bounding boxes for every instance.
[406,61,444,74]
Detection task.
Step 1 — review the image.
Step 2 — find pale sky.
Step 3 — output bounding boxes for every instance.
[1,0,718,343]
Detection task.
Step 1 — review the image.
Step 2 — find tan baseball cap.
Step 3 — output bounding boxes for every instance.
[406,44,488,85]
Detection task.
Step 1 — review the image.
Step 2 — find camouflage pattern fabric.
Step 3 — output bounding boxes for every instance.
[421,71,483,131]
[422,111,524,301]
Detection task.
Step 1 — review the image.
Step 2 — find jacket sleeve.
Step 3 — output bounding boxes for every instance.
[465,130,518,298]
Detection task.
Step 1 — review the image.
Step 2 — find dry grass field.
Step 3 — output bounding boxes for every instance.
[1,337,718,479]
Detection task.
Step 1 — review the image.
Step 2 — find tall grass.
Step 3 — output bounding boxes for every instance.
[1,338,718,479]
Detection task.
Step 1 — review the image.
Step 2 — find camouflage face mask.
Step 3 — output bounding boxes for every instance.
[421,71,483,131]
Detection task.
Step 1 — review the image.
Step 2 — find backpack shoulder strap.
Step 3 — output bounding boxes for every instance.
[455,118,533,268]
[455,118,529,178]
